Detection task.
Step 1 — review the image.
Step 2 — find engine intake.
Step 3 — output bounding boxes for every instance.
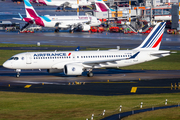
[64,64,83,75]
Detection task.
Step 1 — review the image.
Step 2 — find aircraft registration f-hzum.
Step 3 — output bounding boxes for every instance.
[14,0,101,32]
[38,0,92,8]
[3,22,171,77]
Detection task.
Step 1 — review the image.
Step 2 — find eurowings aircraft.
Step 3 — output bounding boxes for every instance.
[94,0,115,12]
[38,0,92,9]
[3,22,171,77]
[14,0,101,32]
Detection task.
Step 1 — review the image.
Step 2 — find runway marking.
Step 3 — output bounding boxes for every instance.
[90,82,137,84]
[131,86,171,93]
[137,86,171,88]
[24,85,32,88]
[131,87,137,93]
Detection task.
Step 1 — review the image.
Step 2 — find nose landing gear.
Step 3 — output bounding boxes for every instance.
[16,69,21,78]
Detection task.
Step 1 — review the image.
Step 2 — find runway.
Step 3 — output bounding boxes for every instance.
[0,66,180,95]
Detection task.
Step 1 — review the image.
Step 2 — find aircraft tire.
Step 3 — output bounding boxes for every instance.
[16,74,20,78]
[87,72,93,77]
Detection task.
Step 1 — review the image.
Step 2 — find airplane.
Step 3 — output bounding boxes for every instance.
[13,0,101,32]
[94,0,115,12]
[94,0,132,19]
[3,22,171,77]
[38,0,92,9]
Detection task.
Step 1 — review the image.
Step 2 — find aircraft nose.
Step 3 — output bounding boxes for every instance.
[3,61,12,69]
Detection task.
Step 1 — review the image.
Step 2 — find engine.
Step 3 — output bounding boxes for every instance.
[71,4,78,8]
[47,69,63,73]
[64,64,83,75]
[82,25,90,31]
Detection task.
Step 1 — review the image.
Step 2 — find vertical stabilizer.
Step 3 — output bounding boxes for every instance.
[95,0,110,12]
[24,0,39,18]
[134,22,166,50]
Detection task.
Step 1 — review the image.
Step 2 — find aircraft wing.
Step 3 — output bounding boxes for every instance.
[83,52,140,65]
[12,18,22,20]
[12,13,23,21]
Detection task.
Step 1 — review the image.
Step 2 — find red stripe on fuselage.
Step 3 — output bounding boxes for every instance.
[152,34,163,48]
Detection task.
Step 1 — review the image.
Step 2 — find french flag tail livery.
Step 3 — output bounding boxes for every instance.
[24,0,39,18]
[134,22,166,50]
[95,0,113,12]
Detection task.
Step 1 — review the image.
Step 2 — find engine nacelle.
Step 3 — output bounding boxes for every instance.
[82,25,90,31]
[71,4,78,8]
[64,64,83,75]
[47,69,63,73]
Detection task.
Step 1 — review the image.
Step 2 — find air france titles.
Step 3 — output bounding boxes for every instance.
[34,53,70,57]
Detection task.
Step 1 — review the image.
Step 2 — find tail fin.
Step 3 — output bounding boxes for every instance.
[38,0,47,5]
[134,22,166,50]
[24,0,39,18]
[95,0,113,12]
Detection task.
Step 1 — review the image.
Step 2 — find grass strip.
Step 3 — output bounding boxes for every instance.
[0,92,180,120]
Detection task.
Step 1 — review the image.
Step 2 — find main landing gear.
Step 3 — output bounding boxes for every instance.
[16,69,21,78]
[87,69,93,77]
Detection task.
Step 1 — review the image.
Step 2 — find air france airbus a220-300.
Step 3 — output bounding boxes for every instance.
[3,22,171,77]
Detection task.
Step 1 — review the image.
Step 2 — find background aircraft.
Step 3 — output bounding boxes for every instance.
[38,0,92,9]
[3,22,171,77]
[13,0,101,32]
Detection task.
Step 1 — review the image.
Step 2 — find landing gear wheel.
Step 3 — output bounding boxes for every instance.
[16,73,20,78]
[87,72,93,77]
[69,30,74,33]
[55,29,59,33]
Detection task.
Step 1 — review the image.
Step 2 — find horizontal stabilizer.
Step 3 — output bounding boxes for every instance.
[150,51,170,55]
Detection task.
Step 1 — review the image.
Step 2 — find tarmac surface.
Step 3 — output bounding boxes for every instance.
[0,66,180,95]
[1,31,180,50]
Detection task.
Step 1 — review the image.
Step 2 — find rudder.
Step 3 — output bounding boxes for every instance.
[134,22,166,50]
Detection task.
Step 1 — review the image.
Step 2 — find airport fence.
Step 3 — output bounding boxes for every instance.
[86,99,180,120]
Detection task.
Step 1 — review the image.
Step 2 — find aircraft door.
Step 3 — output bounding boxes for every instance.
[26,53,32,64]
[72,54,76,61]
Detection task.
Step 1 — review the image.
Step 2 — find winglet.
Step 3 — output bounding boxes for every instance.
[75,46,80,51]
[129,52,140,59]
[18,13,23,19]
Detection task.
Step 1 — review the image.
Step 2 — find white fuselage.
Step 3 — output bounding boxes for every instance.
[3,50,170,70]
[41,0,92,7]
[41,15,101,28]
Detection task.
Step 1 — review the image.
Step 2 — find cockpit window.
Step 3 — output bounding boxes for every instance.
[8,57,19,60]
[8,57,14,60]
